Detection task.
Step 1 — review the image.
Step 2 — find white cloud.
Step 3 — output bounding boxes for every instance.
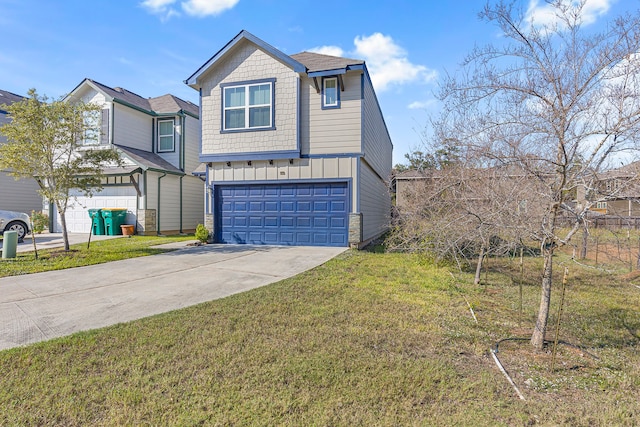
[141,0,180,20]
[182,0,239,16]
[141,0,239,20]
[526,0,613,27]
[309,33,435,93]
[407,100,436,110]
[308,45,345,57]
[353,33,437,92]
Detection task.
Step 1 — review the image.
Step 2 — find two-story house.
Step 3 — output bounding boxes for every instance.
[0,89,43,214]
[51,79,203,235]
[186,30,392,247]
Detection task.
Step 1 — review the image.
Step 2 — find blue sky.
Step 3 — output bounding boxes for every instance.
[0,0,634,165]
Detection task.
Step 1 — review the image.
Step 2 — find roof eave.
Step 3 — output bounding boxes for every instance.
[307,64,365,77]
[64,78,115,103]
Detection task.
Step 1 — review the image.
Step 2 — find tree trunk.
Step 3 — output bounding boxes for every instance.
[531,248,553,349]
[474,246,485,285]
[580,227,588,260]
[57,204,70,251]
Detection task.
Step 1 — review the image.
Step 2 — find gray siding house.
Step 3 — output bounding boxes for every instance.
[186,30,392,247]
[52,79,203,235]
[0,89,42,214]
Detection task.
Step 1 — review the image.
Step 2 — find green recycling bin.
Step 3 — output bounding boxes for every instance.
[2,230,18,259]
[101,208,128,236]
[88,209,105,235]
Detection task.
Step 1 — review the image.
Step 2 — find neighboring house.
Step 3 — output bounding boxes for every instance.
[577,161,640,216]
[185,30,393,247]
[0,89,43,214]
[51,79,203,235]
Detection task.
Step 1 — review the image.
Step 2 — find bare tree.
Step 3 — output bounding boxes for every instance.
[437,1,640,349]
[390,162,541,280]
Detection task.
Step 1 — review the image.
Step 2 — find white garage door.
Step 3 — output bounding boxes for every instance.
[53,187,137,233]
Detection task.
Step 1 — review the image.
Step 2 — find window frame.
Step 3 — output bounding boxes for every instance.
[321,76,340,110]
[157,118,175,153]
[221,78,276,133]
[82,110,101,145]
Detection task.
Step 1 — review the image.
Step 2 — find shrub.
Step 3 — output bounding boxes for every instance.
[195,224,210,243]
[31,211,49,234]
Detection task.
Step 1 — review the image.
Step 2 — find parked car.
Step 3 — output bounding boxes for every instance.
[0,210,31,241]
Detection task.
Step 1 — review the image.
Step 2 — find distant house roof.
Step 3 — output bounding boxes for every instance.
[149,93,198,117]
[0,89,25,113]
[599,161,640,179]
[67,79,198,118]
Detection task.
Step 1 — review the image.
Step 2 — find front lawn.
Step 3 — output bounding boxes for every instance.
[1,250,638,425]
[0,235,195,277]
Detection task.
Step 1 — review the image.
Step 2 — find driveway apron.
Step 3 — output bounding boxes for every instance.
[0,244,346,351]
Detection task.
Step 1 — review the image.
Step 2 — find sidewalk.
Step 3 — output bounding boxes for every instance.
[1,233,122,253]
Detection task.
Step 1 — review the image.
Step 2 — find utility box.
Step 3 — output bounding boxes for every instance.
[88,209,105,235]
[102,209,128,235]
[2,230,18,259]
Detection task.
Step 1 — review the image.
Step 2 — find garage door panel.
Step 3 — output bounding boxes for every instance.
[215,182,348,247]
[54,187,136,233]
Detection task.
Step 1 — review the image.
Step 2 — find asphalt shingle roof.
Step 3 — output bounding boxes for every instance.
[85,79,198,117]
[0,89,25,109]
[114,144,183,174]
[290,51,364,73]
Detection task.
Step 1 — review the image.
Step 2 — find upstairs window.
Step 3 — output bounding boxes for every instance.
[82,110,101,145]
[158,119,175,152]
[222,79,274,132]
[322,76,340,109]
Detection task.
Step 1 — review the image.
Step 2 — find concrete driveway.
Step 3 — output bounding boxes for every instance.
[0,243,346,351]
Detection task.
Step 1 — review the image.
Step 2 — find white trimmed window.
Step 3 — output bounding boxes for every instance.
[222,80,273,131]
[82,110,100,145]
[158,119,174,152]
[322,77,340,109]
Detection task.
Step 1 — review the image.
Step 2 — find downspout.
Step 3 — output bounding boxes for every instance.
[157,172,167,235]
[143,171,148,209]
[180,175,184,234]
[180,113,186,171]
[109,102,115,145]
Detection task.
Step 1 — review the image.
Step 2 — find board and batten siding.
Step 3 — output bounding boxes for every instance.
[200,41,298,156]
[362,75,392,180]
[359,159,391,241]
[113,104,152,152]
[209,157,358,211]
[299,72,362,156]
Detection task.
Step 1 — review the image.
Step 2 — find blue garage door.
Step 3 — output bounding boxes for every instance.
[215,182,349,247]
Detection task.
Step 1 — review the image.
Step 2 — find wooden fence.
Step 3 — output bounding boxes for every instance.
[558,215,640,230]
